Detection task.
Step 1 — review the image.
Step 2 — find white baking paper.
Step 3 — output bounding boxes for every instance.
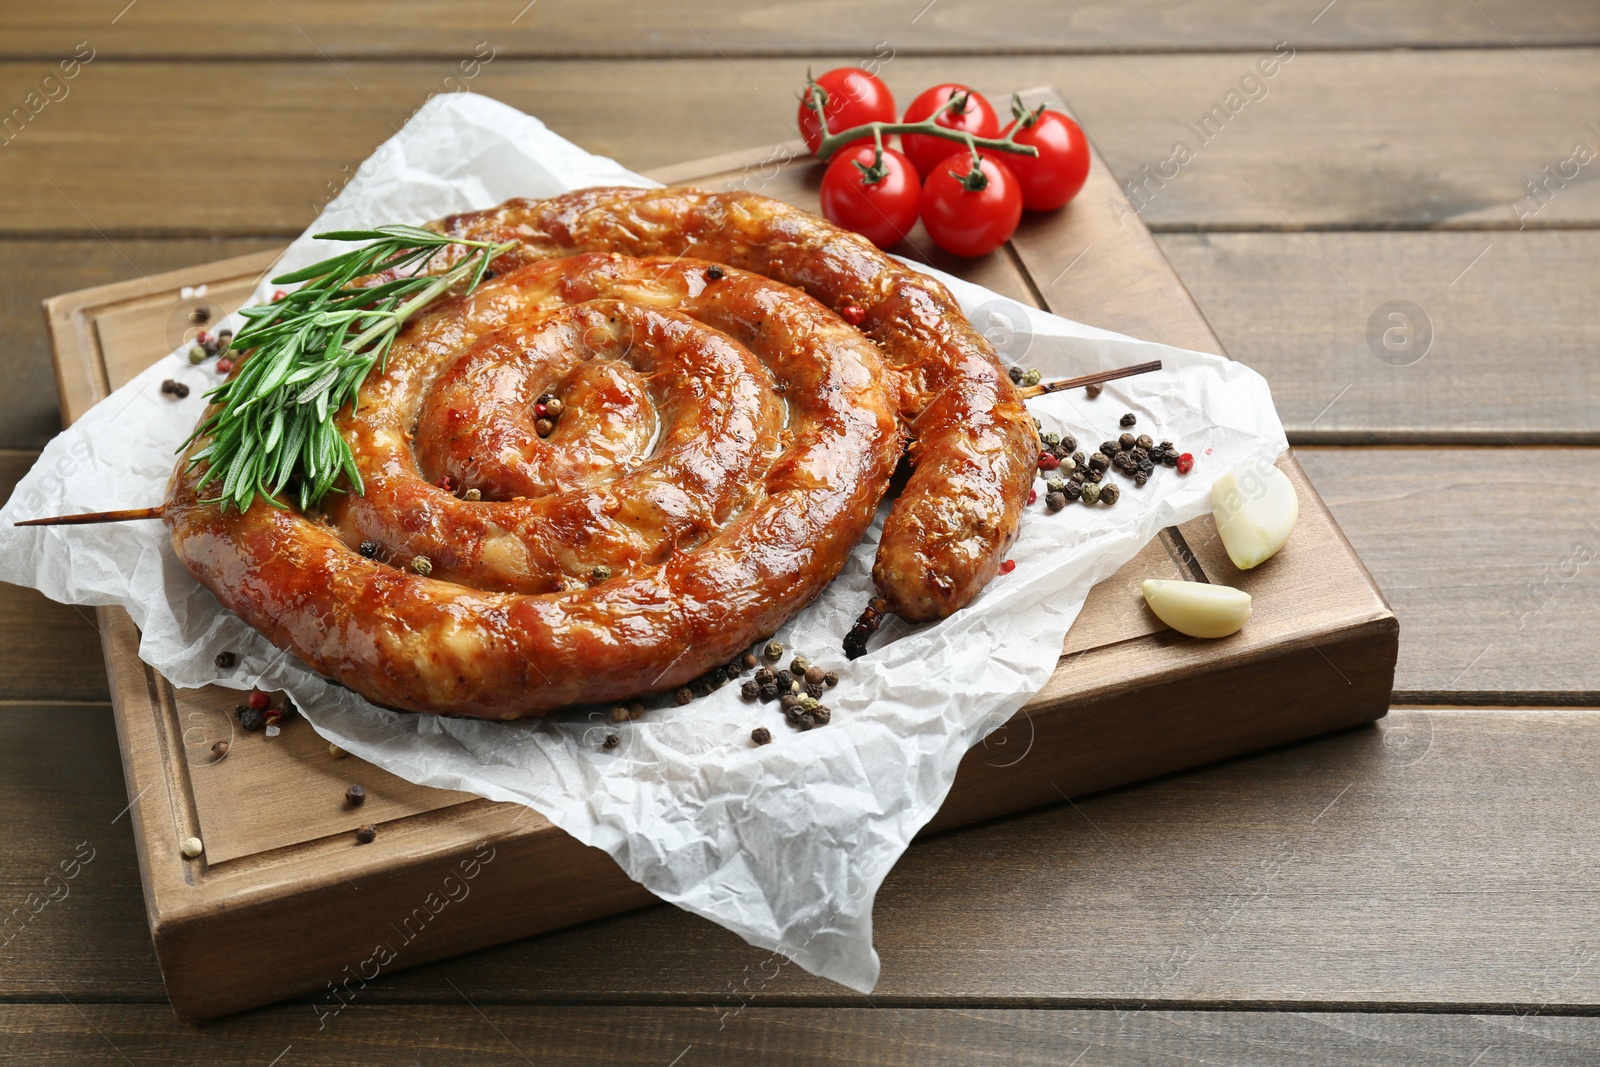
[0,92,1288,992]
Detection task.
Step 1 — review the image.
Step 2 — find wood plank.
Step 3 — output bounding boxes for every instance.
[3,1005,1600,1066]
[1159,231,1600,443]
[3,0,1595,57]
[0,239,280,451]
[10,705,1600,1009]
[0,51,1597,235]
[0,452,108,704]
[1298,448,1600,704]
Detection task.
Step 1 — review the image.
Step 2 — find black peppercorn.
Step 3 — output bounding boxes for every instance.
[235,705,265,732]
[1134,471,1150,487]
[754,666,774,685]
[1135,434,1153,451]
[1088,452,1110,471]
[1071,451,1086,469]
[811,706,831,726]
[355,825,377,844]
[1161,451,1178,467]
[823,671,838,687]
[741,680,760,700]
[674,688,693,706]
[1119,432,1136,451]
[603,733,619,750]
[160,379,191,399]
[1059,433,1077,453]
[806,681,824,699]
[280,699,299,723]
[775,670,795,690]
[1046,491,1067,512]
[706,264,725,281]
[759,682,779,701]
[1061,480,1083,501]
[1120,412,1136,427]
[1085,383,1103,399]
[1051,441,1072,459]
[211,740,229,759]
[1100,440,1120,457]
[1158,440,1174,452]
[1137,456,1155,474]
[1100,483,1121,505]
[346,783,366,806]
[780,693,800,711]
[1008,365,1024,384]
[214,651,236,670]
[751,727,772,745]
[359,541,379,558]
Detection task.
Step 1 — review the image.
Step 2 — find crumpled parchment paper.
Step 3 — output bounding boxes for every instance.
[0,92,1288,992]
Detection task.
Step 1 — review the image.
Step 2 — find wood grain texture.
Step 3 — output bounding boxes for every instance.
[10,704,1600,1011]
[0,452,108,703]
[3,0,1596,57]
[1160,231,1600,443]
[1,51,1597,235]
[1298,448,1600,704]
[3,1004,1600,1066]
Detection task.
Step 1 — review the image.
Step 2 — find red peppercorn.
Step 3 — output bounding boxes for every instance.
[216,357,235,374]
[1037,452,1060,471]
[1176,452,1194,475]
[195,329,210,345]
[1027,488,1037,505]
[434,475,454,492]
[271,289,287,302]
[535,402,548,417]
[247,690,269,710]
[999,559,1016,575]
[840,304,865,325]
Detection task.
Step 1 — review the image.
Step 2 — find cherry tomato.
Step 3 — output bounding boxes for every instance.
[920,151,1022,258]
[899,84,1001,178]
[998,108,1092,210]
[819,145,922,249]
[798,68,897,156]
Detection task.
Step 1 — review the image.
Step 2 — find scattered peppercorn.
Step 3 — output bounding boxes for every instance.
[706,264,725,281]
[775,670,796,691]
[247,689,269,710]
[741,680,761,701]
[1045,477,1067,494]
[811,706,832,726]
[754,666,774,685]
[1080,482,1101,505]
[460,487,482,502]
[1062,480,1083,501]
[803,665,826,686]
[545,398,565,418]
[329,743,348,758]
[630,702,644,720]
[359,541,379,558]
[674,687,693,706]
[780,693,800,711]
[840,303,865,325]
[759,682,779,701]
[1008,366,1024,385]
[160,379,191,399]
[1027,488,1038,505]
[1083,466,1103,483]
[181,837,204,858]
[751,726,772,745]
[190,305,210,324]
[345,783,366,806]
[1046,490,1067,512]
[1120,412,1137,427]
[763,641,783,661]
[1085,383,1103,399]
[410,555,433,576]
[1100,483,1121,505]
[211,740,229,760]
[1059,433,1077,453]
[790,654,811,675]
[798,695,821,713]
[1176,452,1195,475]
[824,671,839,687]
[603,733,620,750]
[214,651,236,670]
[1088,452,1110,471]
[611,705,631,722]
[1072,451,1086,468]
[1135,434,1153,451]
[355,825,377,844]
[1100,439,1120,457]
[806,681,824,698]
[535,418,554,437]
[1056,456,1077,474]
[1000,559,1017,574]
[1135,471,1150,487]
[1040,432,1060,448]
[590,565,612,583]
[1037,452,1060,471]
[742,651,759,670]
[235,705,265,732]
[216,357,235,375]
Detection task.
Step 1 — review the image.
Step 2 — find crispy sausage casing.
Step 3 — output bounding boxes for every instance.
[166,189,1036,717]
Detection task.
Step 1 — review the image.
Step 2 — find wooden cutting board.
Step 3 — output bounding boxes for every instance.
[39,88,1397,1020]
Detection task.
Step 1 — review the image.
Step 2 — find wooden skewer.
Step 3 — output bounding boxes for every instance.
[14,505,166,527]
[1019,359,1163,399]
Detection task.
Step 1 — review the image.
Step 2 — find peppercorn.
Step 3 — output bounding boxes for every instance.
[824,670,839,687]
[1051,441,1072,460]
[785,706,804,727]
[1080,482,1101,505]
[187,344,207,365]
[279,699,299,724]
[790,654,811,675]
[160,379,191,398]
[544,398,565,418]
[181,837,204,858]
[1000,559,1017,574]
[603,733,619,750]
[1100,439,1120,457]
[1046,490,1067,512]
[1083,466,1103,483]
[1068,469,1085,484]
[840,303,866,325]
[1072,451,1086,468]
[1177,452,1195,474]
[1120,412,1137,427]
[214,651,236,670]
[630,703,644,720]
[359,540,379,558]
[742,651,759,670]
[751,727,772,745]
[1037,452,1060,472]
[811,706,832,726]
[1088,452,1110,471]
[211,740,229,760]
[1045,476,1066,494]
[1008,365,1024,385]
[247,689,269,710]
[754,666,774,685]
[410,555,433,576]
[780,693,800,711]
[216,357,235,374]
[1027,488,1037,505]
[1134,471,1150,487]
[806,681,824,698]
[1085,383,1103,399]
[1135,434,1153,451]
[1137,456,1155,474]
[1059,433,1077,453]
[590,565,612,583]
[804,665,826,686]
[463,488,482,501]
[536,418,554,437]
[1022,368,1042,387]
[797,695,819,713]
[1100,483,1121,505]
[1040,432,1060,448]
[740,680,760,700]
[705,264,724,281]
[1056,457,1077,476]
[236,705,265,732]
[329,743,348,758]
[763,640,783,661]
[189,305,210,325]
[759,682,779,701]
[1118,432,1135,451]
[355,825,377,844]
[1161,451,1178,468]
[346,783,366,806]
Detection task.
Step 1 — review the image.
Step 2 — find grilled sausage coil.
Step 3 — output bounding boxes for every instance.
[165,188,1036,718]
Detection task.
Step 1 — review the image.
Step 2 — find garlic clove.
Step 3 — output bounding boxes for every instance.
[1210,461,1299,570]
[1142,579,1252,639]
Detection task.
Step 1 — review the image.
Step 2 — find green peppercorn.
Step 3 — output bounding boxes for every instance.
[590,565,612,583]
[409,555,433,576]
[799,695,820,713]
[1040,432,1060,448]
[763,641,783,661]
[187,344,207,365]
[1046,491,1067,512]
[790,654,811,675]
[1080,482,1101,505]
[463,488,482,501]
[1100,483,1121,505]
[1022,368,1042,387]
[1045,476,1067,494]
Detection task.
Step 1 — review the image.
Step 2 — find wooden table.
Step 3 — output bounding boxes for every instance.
[3,3,1598,1062]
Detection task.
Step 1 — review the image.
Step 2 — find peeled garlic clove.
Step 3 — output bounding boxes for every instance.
[1210,461,1299,570]
[1142,579,1252,639]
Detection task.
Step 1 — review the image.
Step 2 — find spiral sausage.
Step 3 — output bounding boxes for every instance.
[165,188,1037,718]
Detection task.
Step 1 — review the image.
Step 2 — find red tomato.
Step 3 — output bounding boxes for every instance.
[899,84,1001,178]
[819,145,921,249]
[920,151,1022,258]
[998,108,1092,210]
[797,68,897,156]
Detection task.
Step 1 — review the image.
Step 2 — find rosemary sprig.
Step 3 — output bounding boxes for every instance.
[183,226,515,514]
